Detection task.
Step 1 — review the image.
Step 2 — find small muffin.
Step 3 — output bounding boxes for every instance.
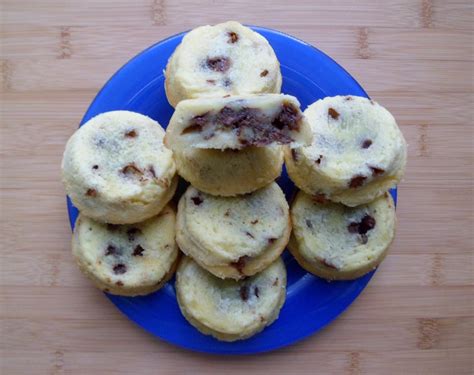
[176,183,290,279]
[165,94,311,151]
[289,191,396,280]
[285,96,407,206]
[72,206,179,296]
[165,21,282,107]
[173,145,283,196]
[62,111,177,224]
[176,256,286,342]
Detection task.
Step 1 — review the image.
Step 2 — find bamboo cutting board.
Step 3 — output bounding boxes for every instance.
[0,0,473,374]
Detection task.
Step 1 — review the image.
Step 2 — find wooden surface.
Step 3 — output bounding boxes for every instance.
[1,0,473,374]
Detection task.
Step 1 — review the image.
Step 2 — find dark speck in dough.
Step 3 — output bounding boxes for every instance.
[125,129,137,138]
[113,263,127,274]
[86,188,97,197]
[254,286,260,298]
[132,244,145,257]
[228,31,239,43]
[230,256,249,274]
[105,244,121,256]
[349,175,367,188]
[362,139,372,149]
[191,195,203,206]
[370,166,385,176]
[206,56,231,73]
[239,285,249,301]
[328,108,340,120]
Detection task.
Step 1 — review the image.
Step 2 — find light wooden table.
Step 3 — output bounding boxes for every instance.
[1,1,473,374]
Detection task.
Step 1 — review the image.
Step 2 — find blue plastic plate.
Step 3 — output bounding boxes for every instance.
[67,26,397,354]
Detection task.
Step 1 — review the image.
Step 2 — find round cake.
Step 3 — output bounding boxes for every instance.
[62,111,177,224]
[289,190,396,280]
[285,95,407,206]
[72,206,179,296]
[176,183,290,279]
[165,21,282,107]
[176,256,286,341]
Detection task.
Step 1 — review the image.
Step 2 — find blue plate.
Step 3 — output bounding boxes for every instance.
[67,26,397,354]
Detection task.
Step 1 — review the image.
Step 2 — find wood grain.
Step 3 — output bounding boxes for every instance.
[0,0,473,374]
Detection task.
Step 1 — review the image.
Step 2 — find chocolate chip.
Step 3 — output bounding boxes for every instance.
[260,69,269,77]
[206,79,216,85]
[251,219,259,225]
[362,139,372,149]
[216,105,298,146]
[132,244,145,257]
[181,124,203,135]
[272,102,301,131]
[328,108,340,120]
[206,56,231,72]
[116,281,124,286]
[223,78,232,87]
[182,112,211,135]
[259,315,265,322]
[315,155,323,165]
[321,259,337,269]
[239,285,249,301]
[370,166,385,176]
[105,244,120,256]
[191,195,203,206]
[86,188,97,197]
[273,278,279,286]
[230,256,249,274]
[268,238,277,244]
[347,215,376,239]
[312,194,328,204]
[148,166,156,178]
[349,175,367,188]
[228,31,239,43]
[127,228,141,242]
[360,215,376,233]
[305,219,313,229]
[245,231,255,239]
[125,129,137,138]
[345,96,353,101]
[121,163,142,177]
[217,106,242,128]
[92,165,99,170]
[113,263,127,274]
[347,222,360,234]
[291,149,299,161]
[254,286,260,298]
[224,209,231,217]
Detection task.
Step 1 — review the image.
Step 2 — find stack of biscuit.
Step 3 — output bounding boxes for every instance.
[62,111,180,296]
[285,95,407,280]
[61,21,407,342]
[164,21,313,341]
